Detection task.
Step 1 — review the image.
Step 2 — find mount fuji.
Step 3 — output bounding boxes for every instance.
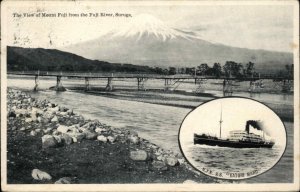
[62,14,292,72]
[107,14,199,41]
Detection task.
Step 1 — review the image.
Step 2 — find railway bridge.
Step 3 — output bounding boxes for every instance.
[8,71,293,95]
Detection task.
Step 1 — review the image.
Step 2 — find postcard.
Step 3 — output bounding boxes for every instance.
[1,0,299,191]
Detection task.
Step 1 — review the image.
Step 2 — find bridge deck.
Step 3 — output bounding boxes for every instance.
[7,72,293,81]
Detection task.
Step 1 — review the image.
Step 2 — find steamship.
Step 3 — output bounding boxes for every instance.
[193,106,275,148]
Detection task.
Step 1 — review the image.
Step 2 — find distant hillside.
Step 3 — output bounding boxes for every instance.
[7,46,293,75]
[66,34,293,74]
[63,14,293,74]
[7,46,157,73]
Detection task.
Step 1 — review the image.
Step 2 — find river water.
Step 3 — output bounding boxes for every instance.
[7,76,294,183]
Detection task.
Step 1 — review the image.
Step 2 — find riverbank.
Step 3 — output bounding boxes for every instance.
[77,90,294,122]
[8,76,294,122]
[6,89,217,184]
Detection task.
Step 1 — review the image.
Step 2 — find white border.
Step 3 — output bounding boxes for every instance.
[1,0,299,191]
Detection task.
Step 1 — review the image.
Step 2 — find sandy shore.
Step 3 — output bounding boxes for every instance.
[6,89,218,184]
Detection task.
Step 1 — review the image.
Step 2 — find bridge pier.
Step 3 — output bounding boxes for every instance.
[195,78,207,93]
[105,77,113,91]
[273,79,293,93]
[9,72,294,94]
[249,80,264,93]
[163,79,184,91]
[33,74,39,91]
[85,77,91,91]
[164,79,171,91]
[55,76,66,91]
[282,79,293,93]
[137,77,147,91]
[223,79,233,96]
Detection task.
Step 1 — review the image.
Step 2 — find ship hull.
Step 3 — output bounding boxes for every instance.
[194,135,274,148]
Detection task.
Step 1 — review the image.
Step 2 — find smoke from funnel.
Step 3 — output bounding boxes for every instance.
[245,120,262,133]
[245,120,272,136]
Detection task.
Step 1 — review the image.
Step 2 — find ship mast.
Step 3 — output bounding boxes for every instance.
[219,104,223,138]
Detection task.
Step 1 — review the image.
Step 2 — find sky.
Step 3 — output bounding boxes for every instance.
[3,1,295,52]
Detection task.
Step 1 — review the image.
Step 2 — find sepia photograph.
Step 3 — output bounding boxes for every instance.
[179,97,287,180]
[1,0,299,191]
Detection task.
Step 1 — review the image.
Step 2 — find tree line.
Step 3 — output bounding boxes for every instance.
[8,47,293,78]
[156,61,293,78]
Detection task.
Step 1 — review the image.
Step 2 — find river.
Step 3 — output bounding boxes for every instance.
[7,76,294,183]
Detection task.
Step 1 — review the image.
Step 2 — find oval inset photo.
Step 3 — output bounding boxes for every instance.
[179,97,286,180]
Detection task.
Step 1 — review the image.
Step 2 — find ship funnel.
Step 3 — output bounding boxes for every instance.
[245,120,263,133]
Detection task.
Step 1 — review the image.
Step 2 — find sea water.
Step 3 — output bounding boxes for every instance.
[184,143,284,180]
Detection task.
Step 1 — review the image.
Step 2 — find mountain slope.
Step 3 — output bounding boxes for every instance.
[62,14,293,73]
[7,46,156,73]
[108,13,197,41]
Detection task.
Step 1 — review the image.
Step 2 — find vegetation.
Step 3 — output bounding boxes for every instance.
[276,64,294,79]
[7,46,159,74]
[8,46,293,78]
[175,61,293,79]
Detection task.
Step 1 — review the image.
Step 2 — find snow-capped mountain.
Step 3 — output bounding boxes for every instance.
[63,14,292,72]
[107,14,198,41]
